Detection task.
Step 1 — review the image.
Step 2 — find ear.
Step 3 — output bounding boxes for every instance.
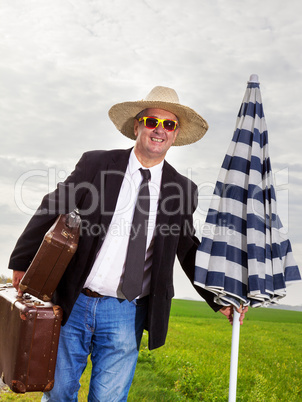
[134,119,139,138]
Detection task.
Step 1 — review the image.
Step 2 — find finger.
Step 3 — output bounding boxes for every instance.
[235,305,244,314]
[228,311,234,325]
[239,311,247,324]
[12,279,20,291]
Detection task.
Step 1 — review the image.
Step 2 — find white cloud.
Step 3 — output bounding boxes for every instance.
[1,0,301,304]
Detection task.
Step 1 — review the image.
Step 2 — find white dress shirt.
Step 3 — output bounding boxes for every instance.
[83,149,163,298]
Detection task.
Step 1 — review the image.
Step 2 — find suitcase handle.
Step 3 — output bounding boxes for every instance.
[14,291,45,307]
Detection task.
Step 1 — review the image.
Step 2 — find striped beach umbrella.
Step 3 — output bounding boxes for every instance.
[194,74,301,401]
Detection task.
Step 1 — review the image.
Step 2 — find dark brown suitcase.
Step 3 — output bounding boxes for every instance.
[20,209,81,302]
[0,284,63,393]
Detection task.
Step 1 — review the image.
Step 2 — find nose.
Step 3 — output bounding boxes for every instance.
[154,121,166,134]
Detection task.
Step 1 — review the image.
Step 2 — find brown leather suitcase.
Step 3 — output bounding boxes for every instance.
[20,209,81,301]
[0,284,63,393]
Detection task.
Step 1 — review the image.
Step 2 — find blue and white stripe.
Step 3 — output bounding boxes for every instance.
[194,76,301,308]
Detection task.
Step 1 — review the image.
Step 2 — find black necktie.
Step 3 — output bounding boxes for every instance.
[122,168,151,301]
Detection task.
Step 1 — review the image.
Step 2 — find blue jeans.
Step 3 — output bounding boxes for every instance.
[42,292,148,401]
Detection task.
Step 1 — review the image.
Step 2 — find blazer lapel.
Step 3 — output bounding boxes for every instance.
[90,148,131,253]
[101,148,132,229]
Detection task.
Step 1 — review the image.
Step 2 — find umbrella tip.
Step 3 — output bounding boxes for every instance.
[249,74,259,83]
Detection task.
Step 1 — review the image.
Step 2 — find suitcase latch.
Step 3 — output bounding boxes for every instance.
[61,229,74,239]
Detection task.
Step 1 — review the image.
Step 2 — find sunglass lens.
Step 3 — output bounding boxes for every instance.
[145,118,158,129]
[163,120,176,131]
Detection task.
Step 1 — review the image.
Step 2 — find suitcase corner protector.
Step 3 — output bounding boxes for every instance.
[11,380,27,393]
[44,380,55,392]
[53,305,63,319]
[19,283,27,292]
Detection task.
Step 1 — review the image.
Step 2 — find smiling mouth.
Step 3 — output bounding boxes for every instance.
[151,137,164,143]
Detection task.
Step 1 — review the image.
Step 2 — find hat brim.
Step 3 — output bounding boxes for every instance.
[108,100,208,146]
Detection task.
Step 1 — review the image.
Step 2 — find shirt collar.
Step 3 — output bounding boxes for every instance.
[129,149,164,181]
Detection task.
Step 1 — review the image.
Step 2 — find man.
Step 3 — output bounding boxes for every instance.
[10,86,247,401]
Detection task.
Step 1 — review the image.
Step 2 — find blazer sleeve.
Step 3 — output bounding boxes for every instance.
[177,181,222,312]
[8,152,89,272]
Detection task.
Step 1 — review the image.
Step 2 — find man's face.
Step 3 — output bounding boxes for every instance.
[133,108,179,167]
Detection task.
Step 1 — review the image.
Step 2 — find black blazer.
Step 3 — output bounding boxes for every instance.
[9,148,221,350]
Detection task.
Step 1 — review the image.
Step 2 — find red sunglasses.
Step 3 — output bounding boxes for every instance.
[138,116,178,132]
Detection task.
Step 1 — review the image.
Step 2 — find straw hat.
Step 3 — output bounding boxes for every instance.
[108,86,209,146]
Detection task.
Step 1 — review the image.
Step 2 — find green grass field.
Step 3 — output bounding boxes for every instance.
[1,299,301,401]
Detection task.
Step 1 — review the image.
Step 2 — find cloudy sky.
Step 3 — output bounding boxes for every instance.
[1,0,301,306]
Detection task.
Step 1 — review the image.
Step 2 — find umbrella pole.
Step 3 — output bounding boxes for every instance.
[228,309,241,402]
